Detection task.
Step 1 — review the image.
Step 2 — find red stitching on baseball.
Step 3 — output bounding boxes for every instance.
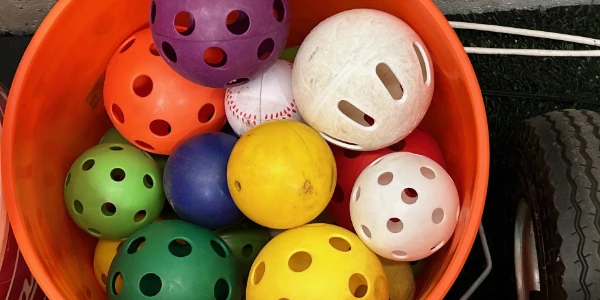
[227,95,299,124]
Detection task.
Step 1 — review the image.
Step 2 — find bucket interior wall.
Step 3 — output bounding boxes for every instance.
[2,0,489,299]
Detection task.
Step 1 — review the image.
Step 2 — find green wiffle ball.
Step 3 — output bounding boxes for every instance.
[107,220,242,300]
[98,127,168,171]
[63,143,164,240]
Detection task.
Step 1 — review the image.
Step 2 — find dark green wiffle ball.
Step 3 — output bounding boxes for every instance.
[107,220,242,300]
[63,143,164,239]
[215,227,270,284]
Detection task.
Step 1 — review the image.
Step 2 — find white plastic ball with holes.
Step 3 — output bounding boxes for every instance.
[349,152,459,261]
[292,8,434,151]
[225,59,304,136]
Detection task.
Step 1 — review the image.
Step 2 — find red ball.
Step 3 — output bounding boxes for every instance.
[327,126,446,231]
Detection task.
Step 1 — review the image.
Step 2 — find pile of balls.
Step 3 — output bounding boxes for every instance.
[63,1,460,299]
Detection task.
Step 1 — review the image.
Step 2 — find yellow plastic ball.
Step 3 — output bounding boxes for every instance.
[93,218,163,292]
[227,120,337,229]
[379,257,416,300]
[247,223,389,300]
[93,239,123,292]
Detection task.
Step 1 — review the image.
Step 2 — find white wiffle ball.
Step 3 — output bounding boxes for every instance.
[225,59,304,136]
[292,8,434,151]
[350,152,459,261]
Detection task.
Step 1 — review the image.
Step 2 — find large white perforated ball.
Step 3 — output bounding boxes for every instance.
[225,59,304,136]
[292,9,434,151]
[349,152,459,261]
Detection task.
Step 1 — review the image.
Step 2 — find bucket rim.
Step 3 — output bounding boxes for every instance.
[415,1,489,298]
[418,1,489,298]
[1,0,490,299]
[2,1,72,299]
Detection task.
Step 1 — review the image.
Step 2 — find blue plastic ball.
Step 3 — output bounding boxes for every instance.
[164,132,244,229]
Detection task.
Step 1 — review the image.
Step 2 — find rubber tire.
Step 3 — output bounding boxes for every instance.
[514,109,600,300]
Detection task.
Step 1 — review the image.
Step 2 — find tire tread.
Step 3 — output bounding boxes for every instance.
[516,109,600,300]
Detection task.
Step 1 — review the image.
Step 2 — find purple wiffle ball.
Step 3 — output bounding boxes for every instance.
[149,0,291,88]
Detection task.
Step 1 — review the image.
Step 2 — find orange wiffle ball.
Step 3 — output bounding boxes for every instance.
[103,27,226,155]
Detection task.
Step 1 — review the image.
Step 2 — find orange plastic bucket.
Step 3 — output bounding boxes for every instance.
[1,0,489,299]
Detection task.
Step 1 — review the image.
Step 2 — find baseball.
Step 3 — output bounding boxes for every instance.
[225,59,304,136]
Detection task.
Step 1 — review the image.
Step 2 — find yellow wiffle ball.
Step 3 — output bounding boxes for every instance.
[247,223,389,300]
[227,120,337,229]
[379,257,416,300]
[93,218,163,292]
[93,239,123,292]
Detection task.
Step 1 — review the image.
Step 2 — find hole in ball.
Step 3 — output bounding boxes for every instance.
[226,10,250,35]
[119,38,135,53]
[143,175,154,189]
[432,208,445,224]
[421,166,436,179]
[169,239,192,257]
[273,0,286,22]
[139,273,162,297]
[353,187,361,202]
[133,75,153,97]
[376,62,404,100]
[361,225,371,238]
[211,240,228,258]
[226,78,250,86]
[363,114,375,126]
[204,47,228,68]
[392,250,408,259]
[253,262,265,285]
[337,100,375,128]
[82,159,95,171]
[112,104,125,123]
[386,218,403,233]
[288,251,312,272]
[110,168,126,182]
[101,202,117,216]
[431,240,444,251]
[135,140,155,151]
[73,200,83,214]
[134,210,147,222]
[149,43,160,56]
[377,172,393,185]
[214,278,230,300]
[127,237,146,254]
[65,172,71,186]
[142,151,153,159]
[348,273,369,298]
[88,228,101,237]
[370,157,384,167]
[117,241,124,252]
[401,188,418,204]
[174,11,195,36]
[257,38,275,61]
[242,244,253,258]
[329,237,351,252]
[111,273,123,295]
[161,42,177,63]
[109,145,123,151]
[149,119,171,136]
[150,1,156,24]
[198,104,215,123]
